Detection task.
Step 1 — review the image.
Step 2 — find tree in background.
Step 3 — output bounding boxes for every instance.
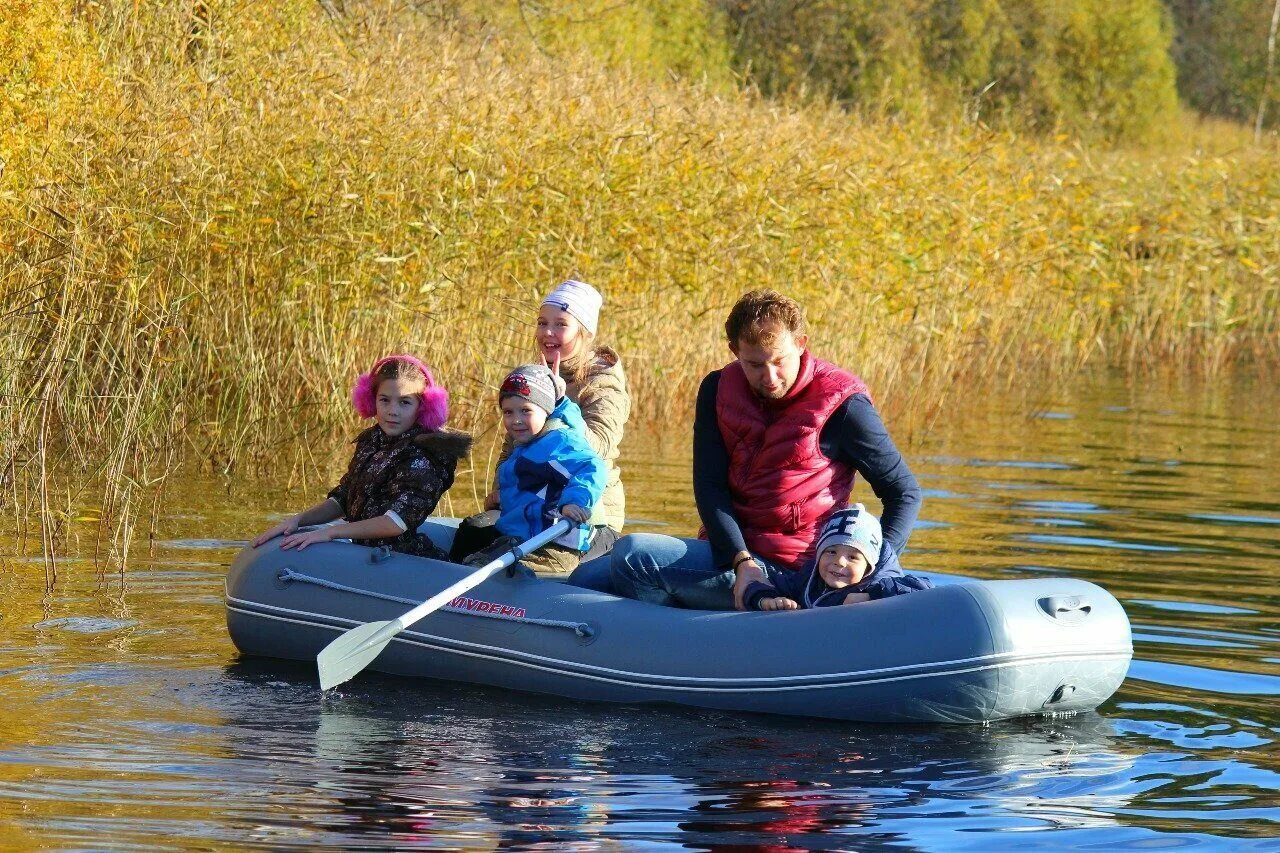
[1166,0,1280,129]
[717,0,1178,141]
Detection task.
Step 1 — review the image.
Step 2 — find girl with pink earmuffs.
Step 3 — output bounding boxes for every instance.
[251,354,471,558]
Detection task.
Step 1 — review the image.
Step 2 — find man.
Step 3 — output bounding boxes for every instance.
[610,289,922,609]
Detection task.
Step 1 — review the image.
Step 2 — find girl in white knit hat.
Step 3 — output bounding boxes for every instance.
[485,279,633,587]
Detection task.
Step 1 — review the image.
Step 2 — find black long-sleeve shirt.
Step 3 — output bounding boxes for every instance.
[693,370,922,568]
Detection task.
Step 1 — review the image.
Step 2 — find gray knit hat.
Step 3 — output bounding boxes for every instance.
[815,504,883,567]
[499,364,560,415]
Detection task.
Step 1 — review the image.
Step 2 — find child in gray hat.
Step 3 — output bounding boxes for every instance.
[453,364,609,576]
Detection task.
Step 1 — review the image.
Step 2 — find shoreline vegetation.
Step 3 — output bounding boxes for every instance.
[2,1,1278,576]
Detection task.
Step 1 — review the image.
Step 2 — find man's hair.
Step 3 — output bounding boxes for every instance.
[725,289,806,348]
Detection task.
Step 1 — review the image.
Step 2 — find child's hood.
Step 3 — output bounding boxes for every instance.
[412,428,473,460]
[549,395,589,435]
[804,542,904,604]
[512,415,572,452]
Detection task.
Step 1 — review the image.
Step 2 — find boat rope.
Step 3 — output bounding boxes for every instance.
[276,568,593,637]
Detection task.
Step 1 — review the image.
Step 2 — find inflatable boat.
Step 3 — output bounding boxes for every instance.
[225,527,1132,724]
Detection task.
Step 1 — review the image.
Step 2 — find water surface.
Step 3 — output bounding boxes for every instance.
[1,370,1277,849]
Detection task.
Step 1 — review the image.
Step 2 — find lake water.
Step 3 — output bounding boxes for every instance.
[1,369,1277,849]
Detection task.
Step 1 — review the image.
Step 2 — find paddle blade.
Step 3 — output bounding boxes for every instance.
[316,619,399,691]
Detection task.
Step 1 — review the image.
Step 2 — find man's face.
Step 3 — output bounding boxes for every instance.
[731,324,808,400]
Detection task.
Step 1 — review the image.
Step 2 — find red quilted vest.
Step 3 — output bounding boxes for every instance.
[715,351,868,569]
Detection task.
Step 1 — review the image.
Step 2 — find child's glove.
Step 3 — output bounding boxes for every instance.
[742,580,787,611]
[559,503,590,523]
[462,535,522,567]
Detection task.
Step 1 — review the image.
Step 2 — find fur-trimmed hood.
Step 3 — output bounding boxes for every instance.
[413,428,473,460]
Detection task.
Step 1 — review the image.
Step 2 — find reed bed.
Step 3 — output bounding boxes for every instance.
[2,1,1278,571]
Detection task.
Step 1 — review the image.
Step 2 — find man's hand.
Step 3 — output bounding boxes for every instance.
[732,556,767,611]
[759,596,800,611]
[280,527,333,551]
[483,489,500,511]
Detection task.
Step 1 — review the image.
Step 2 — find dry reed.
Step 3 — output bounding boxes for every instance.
[2,1,1278,572]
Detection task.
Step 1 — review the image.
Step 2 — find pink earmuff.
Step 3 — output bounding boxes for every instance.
[350,354,448,431]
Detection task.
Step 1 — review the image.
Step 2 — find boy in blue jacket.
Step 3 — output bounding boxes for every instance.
[457,364,609,576]
[743,504,933,611]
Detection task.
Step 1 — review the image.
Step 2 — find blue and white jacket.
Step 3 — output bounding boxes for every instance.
[743,542,933,610]
[496,397,609,552]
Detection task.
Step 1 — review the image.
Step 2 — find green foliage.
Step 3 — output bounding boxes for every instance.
[439,0,732,83]
[719,0,1180,141]
[1166,0,1279,127]
[1053,0,1180,139]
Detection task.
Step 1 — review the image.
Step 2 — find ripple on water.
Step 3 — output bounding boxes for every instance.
[158,539,248,550]
[1189,513,1280,527]
[1130,599,1259,616]
[1126,660,1280,697]
[1016,533,1192,553]
[928,455,1084,471]
[1026,517,1090,527]
[1015,500,1111,515]
[32,617,139,634]
[1113,703,1275,751]
[1131,630,1257,650]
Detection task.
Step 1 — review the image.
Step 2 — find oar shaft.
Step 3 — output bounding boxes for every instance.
[391,562,505,631]
[393,518,573,633]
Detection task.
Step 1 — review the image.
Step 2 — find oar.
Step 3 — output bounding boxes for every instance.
[316,518,573,691]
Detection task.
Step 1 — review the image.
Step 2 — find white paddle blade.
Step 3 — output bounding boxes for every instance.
[314,518,574,691]
[316,619,400,691]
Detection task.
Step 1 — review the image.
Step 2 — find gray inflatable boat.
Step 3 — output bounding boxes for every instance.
[225,532,1132,724]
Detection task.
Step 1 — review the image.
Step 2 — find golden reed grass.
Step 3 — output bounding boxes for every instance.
[2,2,1278,575]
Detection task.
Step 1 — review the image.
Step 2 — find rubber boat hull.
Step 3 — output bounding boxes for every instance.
[225,538,1131,724]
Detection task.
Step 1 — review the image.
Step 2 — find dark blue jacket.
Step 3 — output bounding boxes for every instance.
[743,542,933,610]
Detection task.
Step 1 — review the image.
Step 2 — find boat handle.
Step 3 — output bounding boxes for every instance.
[370,545,394,564]
[1038,595,1092,622]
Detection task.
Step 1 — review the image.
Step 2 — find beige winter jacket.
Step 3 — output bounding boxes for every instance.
[495,346,630,532]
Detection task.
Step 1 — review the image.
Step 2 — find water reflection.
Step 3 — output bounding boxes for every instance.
[214,662,1138,848]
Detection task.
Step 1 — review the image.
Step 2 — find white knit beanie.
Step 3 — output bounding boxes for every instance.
[541,279,602,335]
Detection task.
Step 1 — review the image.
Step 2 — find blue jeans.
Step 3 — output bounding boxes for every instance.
[566,552,613,592]
[608,533,790,610]
[564,527,620,593]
